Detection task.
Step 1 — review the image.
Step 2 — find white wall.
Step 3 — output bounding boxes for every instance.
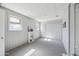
[62,4,69,54]
[41,20,62,40]
[4,8,40,51]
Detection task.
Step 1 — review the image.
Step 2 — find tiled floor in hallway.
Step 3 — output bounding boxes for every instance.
[6,38,66,56]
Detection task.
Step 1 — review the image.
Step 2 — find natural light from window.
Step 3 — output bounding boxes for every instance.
[9,16,22,31]
[9,17,20,23]
[24,49,36,56]
[44,38,52,41]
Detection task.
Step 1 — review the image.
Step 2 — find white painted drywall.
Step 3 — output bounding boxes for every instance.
[5,8,40,51]
[62,4,69,54]
[40,20,62,40]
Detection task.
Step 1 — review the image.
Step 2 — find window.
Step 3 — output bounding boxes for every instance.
[9,17,20,23]
[8,16,22,31]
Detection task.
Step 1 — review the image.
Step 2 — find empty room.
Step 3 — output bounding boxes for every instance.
[0,3,79,56]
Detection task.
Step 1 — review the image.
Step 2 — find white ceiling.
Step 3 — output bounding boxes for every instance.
[1,3,69,22]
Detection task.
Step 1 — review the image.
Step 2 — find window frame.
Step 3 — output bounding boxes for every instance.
[8,15,22,31]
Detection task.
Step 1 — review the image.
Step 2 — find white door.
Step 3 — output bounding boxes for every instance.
[0,8,5,56]
[75,4,79,55]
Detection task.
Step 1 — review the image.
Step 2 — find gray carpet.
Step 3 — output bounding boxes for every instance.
[6,38,66,56]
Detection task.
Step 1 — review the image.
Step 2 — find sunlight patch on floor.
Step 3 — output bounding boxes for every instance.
[24,49,36,56]
[44,38,52,41]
